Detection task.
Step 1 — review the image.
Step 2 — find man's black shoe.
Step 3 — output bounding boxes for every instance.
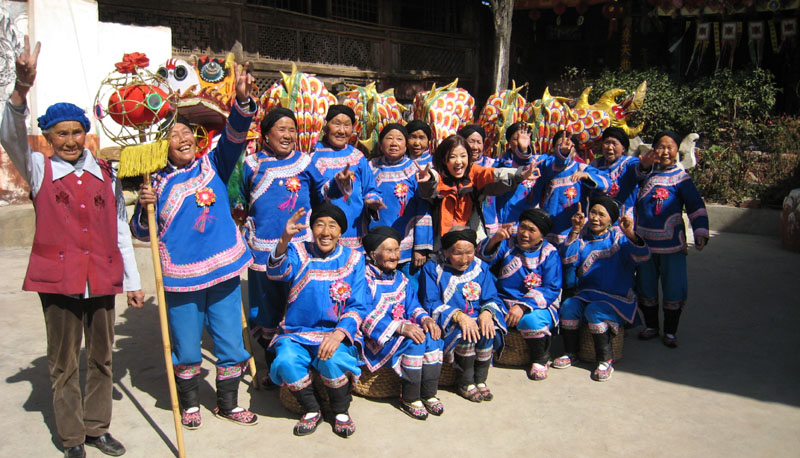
[63,444,86,458]
[85,433,126,456]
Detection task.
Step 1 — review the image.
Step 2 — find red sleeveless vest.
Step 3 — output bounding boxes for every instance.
[23,156,124,295]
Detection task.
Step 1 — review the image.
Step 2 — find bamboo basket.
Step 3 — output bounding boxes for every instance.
[495,328,530,367]
[353,366,400,399]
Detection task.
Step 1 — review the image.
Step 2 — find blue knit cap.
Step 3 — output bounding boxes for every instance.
[37,103,91,133]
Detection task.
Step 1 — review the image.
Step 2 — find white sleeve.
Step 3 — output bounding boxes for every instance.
[113,172,142,292]
[0,99,45,196]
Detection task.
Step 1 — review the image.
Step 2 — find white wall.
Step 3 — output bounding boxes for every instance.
[28,0,171,147]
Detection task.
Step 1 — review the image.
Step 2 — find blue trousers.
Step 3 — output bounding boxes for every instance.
[165,277,251,370]
[387,335,443,381]
[637,252,688,309]
[270,338,361,390]
[560,297,623,333]
[516,308,556,338]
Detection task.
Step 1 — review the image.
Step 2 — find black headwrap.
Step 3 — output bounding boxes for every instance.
[310,202,348,232]
[441,228,477,250]
[362,226,402,254]
[590,195,620,223]
[519,208,553,236]
[406,120,432,140]
[602,126,630,152]
[326,104,356,124]
[652,130,682,149]
[505,121,527,141]
[378,123,408,143]
[457,124,486,141]
[261,107,297,134]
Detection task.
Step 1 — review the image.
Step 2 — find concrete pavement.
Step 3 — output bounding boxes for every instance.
[0,231,798,457]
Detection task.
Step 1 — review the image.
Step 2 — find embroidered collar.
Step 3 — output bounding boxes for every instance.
[51,149,104,182]
[366,262,396,280]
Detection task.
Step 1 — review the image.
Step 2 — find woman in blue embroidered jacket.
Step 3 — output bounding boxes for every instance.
[240,107,329,383]
[267,203,368,438]
[361,226,444,420]
[406,119,433,166]
[458,124,499,236]
[368,124,433,284]
[478,209,562,381]
[495,122,544,226]
[634,130,709,348]
[570,127,639,223]
[419,227,507,403]
[132,63,258,428]
[536,129,605,245]
[312,104,384,250]
[554,196,650,382]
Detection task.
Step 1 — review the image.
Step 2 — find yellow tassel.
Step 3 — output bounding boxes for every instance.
[118,140,169,178]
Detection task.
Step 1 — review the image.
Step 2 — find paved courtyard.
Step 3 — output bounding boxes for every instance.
[0,231,798,457]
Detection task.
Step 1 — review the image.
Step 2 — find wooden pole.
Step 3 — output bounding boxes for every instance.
[143,175,187,458]
[240,305,259,389]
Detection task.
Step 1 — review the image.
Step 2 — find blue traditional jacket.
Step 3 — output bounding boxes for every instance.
[267,242,368,349]
[536,150,602,244]
[241,150,328,269]
[419,257,507,358]
[635,164,709,254]
[585,154,640,222]
[474,155,500,235]
[313,142,383,249]
[478,237,562,324]
[496,149,543,226]
[131,101,254,292]
[361,263,431,371]
[560,227,650,323]
[368,156,433,263]
[414,151,433,167]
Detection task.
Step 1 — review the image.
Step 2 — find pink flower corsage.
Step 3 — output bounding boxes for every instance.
[278,177,302,212]
[394,182,409,216]
[608,182,620,197]
[391,303,405,321]
[193,187,216,232]
[524,272,542,290]
[653,187,669,215]
[564,186,577,207]
[462,281,481,314]
[329,280,352,319]
[523,177,538,201]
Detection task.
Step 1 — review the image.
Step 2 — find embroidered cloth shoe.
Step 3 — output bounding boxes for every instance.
[591,361,614,382]
[663,333,678,348]
[181,408,202,429]
[214,407,258,426]
[85,433,125,456]
[399,398,428,420]
[476,383,493,401]
[63,444,86,458]
[458,385,482,403]
[638,327,659,340]
[552,353,576,369]
[527,362,549,381]
[333,413,356,438]
[293,412,322,436]
[422,397,444,416]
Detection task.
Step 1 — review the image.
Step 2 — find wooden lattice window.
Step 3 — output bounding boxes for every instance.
[331,0,378,23]
[399,44,466,75]
[98,6,214,50]
[257,26,297,60]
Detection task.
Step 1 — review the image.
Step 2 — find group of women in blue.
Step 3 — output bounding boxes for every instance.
[132,77,709,438]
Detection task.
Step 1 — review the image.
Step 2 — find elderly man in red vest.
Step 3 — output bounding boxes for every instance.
[0,38,144,458]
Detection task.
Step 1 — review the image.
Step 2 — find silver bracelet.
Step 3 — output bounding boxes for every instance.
[15,79,32,88]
